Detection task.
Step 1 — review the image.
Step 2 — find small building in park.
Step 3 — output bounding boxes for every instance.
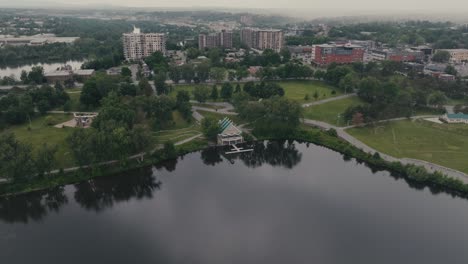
[440,113,468,124]
[217,117,244,146]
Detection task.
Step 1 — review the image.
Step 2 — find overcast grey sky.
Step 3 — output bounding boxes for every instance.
[1,0,467,10]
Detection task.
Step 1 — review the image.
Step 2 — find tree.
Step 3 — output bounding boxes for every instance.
[201,117,221,141]
[176,91,192,120]
[220,83,233,100]
[176,90,191,106]
[432,50,451,63]
[154,72,168,95]
[181,64,195,83]
[168,65,181,84]
[193,86,211,103]
[20,70,28,84]
[195,62,210,83]
[235,83,241,93]
[121,67,132,77]
[35,143,58,176]
[210,85,219,100]
[235,67,249,81]
[139,78,153,97]
[313,90,319,100]
[339,73,358,94]
[210,67,226,83]
[428,91,448,106]
[352,112,364,127]
[445,65,458,76]
[280,48,291,63]
[28,66,44,85]
[0,133,36,180]
[37,99,51,115]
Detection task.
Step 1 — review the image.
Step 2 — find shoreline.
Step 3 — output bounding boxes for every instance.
[2,129,468,199]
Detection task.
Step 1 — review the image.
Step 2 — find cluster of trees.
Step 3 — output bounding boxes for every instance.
[328,21,468,49]
[68,94,151,166]
[317,61,459,123]
[256,62,314,80]
[235,96,302,137]
[0,133,58,180]
[243,81,285,99]
[0,83,70,126]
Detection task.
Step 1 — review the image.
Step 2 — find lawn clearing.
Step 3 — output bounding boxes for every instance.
[1,114,77,168]
[277,80,341,102]
[196,110,244,125]
[303,96,364,126]
[347,119,468,173]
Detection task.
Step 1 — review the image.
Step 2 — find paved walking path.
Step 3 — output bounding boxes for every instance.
[303,118,468,183]
[302,93,357,108]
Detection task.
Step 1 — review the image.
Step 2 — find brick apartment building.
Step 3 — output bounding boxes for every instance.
[311,43,365,66]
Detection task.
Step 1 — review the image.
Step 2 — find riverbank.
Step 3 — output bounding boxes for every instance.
[3,127,468,199]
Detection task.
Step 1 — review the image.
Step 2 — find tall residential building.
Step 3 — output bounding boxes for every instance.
[198,30,233,50]
[240,28,284,52]
[123,26,166,61]
[312,43,365,66]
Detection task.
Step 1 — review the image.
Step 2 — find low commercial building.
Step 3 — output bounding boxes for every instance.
[369,49,424,62]
[440,113,468,124]
[437,49,468,64]
[0,34,79,46]
[44,69,95,84]
[217,118,244,146]
[312,43,364,66]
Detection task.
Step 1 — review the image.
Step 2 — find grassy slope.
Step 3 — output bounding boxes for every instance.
[347,119,468,173]
[303,96,364,126]
[1,114,76,168]
[151,111,201,145]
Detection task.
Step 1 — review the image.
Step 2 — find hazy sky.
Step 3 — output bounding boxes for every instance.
[1,0,467,10]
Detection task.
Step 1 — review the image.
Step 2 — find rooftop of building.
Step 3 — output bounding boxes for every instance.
[447,113,468,120]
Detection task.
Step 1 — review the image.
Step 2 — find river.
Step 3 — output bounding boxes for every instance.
[0,60,85,79]
[1,141,468,264]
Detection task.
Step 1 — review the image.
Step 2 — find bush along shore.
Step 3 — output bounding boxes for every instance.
[3,129,468,199]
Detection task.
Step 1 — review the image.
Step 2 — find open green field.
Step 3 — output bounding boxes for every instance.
[303,96,364,126]
[347,119,468,173]
[1,114,76,168]
[151,111,201,145]
[169,80,340,103]
[276,80,341,102]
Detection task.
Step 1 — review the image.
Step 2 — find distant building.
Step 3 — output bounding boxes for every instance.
[311,43,364,66]
[0,33,78,46]
[240,28,284,52]
[198,30,233,50]
[44,69,95,84]
[217,118,244,146]
[440,113,468,124]
[123,26,166,61]
[240,15,254,26]
[437,49,468,64]
[369,49,424,62]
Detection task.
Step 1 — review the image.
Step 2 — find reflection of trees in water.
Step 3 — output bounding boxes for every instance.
[154,158,178,172]
[0,187,68,224]
[74,166,161,212]
[200,140,302,169]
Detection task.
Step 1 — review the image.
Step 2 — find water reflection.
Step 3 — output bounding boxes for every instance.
[0,187,67,223]
[200,140,303,169]
[74,167,161,212]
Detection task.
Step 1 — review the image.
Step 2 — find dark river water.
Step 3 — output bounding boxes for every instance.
[1,141,468,264]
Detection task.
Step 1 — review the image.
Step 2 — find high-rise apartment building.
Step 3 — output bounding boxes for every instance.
[198,30,233,50]
[123,26,166,61]
[240,28,284,52]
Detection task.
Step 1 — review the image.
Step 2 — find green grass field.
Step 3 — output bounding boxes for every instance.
[196,110,244,125]
[347,119,468,173]
[151,111,201,145]
[169,80,340,103]
[303,96,364,126]
[276,80,341,102]
[1,114,76,168]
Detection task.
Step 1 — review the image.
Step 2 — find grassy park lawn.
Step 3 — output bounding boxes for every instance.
[151,111,201,145]
[277,80,341,102]
[1,114,76,168]
[303,96,364,126]
[347,119,468,173]
[169,80,339,103]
